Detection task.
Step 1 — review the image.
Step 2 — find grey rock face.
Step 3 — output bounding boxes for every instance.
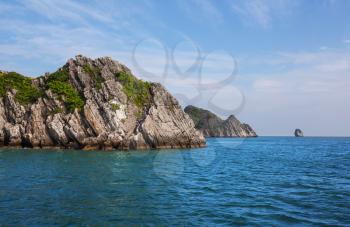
[184,105,257,137]
[0,56,206,150]
[294,129,304,137]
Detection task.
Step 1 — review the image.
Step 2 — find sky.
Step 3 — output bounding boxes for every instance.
[0,0,350,136]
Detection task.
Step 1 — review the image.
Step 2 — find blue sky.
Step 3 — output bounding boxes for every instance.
[1,0,350,136]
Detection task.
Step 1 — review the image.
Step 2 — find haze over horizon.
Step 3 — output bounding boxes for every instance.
[0,0,349,136]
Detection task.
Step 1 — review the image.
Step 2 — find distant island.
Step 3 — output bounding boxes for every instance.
[294,129,304,137]
[0,56,205,150]
[184,105,257,137]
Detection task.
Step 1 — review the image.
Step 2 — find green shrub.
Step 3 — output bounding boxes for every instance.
[0,71,42,105]
[110,103,120,111]
[46,68,69,83]
[83,64,104,90]
[136,109,143,118]
[49,107,63,115]
[46,68,84,112]
[116,71,152,109]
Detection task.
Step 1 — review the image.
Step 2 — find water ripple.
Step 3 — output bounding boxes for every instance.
[0,137,350,226]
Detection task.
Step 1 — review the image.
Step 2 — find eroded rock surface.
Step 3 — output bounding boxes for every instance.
[0,56,205,150]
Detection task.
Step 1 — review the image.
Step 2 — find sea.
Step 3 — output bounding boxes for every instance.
[0,137,349,226]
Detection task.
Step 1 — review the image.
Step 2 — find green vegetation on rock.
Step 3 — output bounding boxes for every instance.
[110,103,120,111]
[48,107,63,115]
[83,64,104,90]
[184,105,218,129]
[116,71,152,109]
[46,68,84,112]
[0,71,41,105]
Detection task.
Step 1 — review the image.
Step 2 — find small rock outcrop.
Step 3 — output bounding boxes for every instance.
[0,56,206,150]
[184,105,257,137]
[294,129,304,137]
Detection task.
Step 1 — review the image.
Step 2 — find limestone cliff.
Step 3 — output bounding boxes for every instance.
[184,105,257,137]
[0,56,205,150]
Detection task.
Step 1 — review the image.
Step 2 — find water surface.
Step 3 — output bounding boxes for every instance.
[0,137,349,226]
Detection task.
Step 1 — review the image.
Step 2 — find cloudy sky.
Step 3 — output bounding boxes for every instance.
[0,0,349,136]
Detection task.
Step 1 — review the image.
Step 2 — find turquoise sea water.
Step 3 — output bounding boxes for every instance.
[0,137,349,226]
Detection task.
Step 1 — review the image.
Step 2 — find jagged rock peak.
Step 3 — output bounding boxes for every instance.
[0,56,206,150]
[184,105,257,137]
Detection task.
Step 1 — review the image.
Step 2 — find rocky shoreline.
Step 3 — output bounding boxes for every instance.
[0,56,206,150]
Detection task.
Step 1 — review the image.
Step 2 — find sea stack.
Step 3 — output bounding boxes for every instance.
[294,129,304,137]
[0,55,206,150]
[184,105,257,137]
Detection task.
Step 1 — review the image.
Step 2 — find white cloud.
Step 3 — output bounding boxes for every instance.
[0,0,167,75]
[241,49,350,71]
[314,58,350,72]
[177,0,223,24]
[1,0,349,136]
[253,79,283,92]
[192,0,223,22]
[238,48,350,136]
[231,0,270,28]
[230,0,297,28]
[320,46,330,51]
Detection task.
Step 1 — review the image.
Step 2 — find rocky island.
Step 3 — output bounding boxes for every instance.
[0,56,205,150]
[184,105,257,137]
[294,129,304,137]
